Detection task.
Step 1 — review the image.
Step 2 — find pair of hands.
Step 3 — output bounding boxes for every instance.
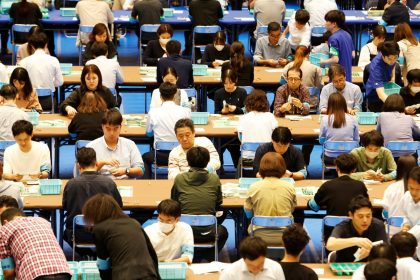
[267,58,288,67]
[13,173,43,181]
[103,158,127,177]
[363,170,385,182]
[354,237,373,260]
[280,97,303,112]
[66,106,77,118]
[221,104,237,114]
[405,106,417,115]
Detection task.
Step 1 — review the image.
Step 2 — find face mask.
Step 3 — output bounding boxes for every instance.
[365,150,379,159]
[159,38,170,45]
[158,221,174,234]
[215,45,224,51]
[411,86,420,94]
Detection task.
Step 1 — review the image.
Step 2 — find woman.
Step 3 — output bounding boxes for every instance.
[243,152,297,246]
[83,193,160,280]
[142,24,173,66]
[9,0,42,44]
[401,69,420,115]
[358,25,386,70]
[68,92,107,141]
[202,31,230,68]
[82,23,117,65]
[60,64,117,118]
[394,23,420,82]
[221,41,254,86]
[150,67,189,110]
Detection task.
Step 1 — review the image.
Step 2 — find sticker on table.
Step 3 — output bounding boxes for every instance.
[118,186,133,197]
[173,10,183,14]
[213,119,239,128]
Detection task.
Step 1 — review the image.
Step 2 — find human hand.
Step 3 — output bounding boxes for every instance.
[105,158,120,167]
[291,97,302,108]
[348,108,357,115]
[363,170,376,180]
[405,106,416,115]
[29,173,41,179]
[221,106,230,114]
[373,173,385,182]
[401,224,411,232]
[110,167,126,177]
[212,61,221,67]
[278,58,288,66]
[14,174,23,181]
[228,105,237,112]
[66,106,77,118]
[358,247,371,260]
[280,102,292,112]
[355,237,373,250]
[268,59,279,67]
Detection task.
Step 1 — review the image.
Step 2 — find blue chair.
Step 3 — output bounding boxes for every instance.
[73,140,91,177]
[240,142,265,177]
[387,216,404,237]
[153,141,179,179]
[180,214,219,261]
[192,25,221,63]
[0,140,15,162]
[321,141,359,179]
[322,216,351,263]
[36,88,54,113]
[78,25,94,65]
[239,86,254,95]
[311,26,327,38]
[250,25,268,55]
[308,87,320,113]
[385,141,419,158]
[72,214,95,261]
[385,25,396,34]
[139,24,160,66]
[11,24,37,65]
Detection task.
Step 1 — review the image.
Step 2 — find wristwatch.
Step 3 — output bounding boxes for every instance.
[125,168,130,175]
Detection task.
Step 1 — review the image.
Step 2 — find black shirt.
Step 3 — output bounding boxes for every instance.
[400,86,420,114]
[189,0,223,27]
[142,40,166,66]
[280,262,318,280]
[82,41,118,65]
[214,87,247,114]
[202,44,231,67]
[9,2,42,25]
[132,0,163,26]
[382,1,410,26]
[221,60,254,86]
[68,111,105,141]
[157,54,193,88]
[60,87,117,115]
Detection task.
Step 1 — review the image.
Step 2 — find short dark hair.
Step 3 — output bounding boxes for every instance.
[91,41,108,57]
[166,40,181,56]
[322,30,332,42]
[83,193,127,225]
[271,127,291,144]
[348,195,372,213]
[174,118,195,134]
[1,208,24,225]
[282,224,310,256]
[368,244,397,262]
[391,231,418,258]
[222,68,238,84]
[159,82,177,101]
[334,154,358,174]
[0,84,17,100]
[259,152,286,178]
[268,22,281,33]
[364,258,396,280]
[0,196,19,209]
[408,166,420,184]
[328,64,346,81]
[287,67,303,79]
[76,147,96,169]
[361,130,384,147]
[382,94,405,113]
[102,108,122,126]
[295,9,310,25]
[186,146,210,169]
[28,31,48,49]
[239,236,267,260]
[157,199,181,218]
[378,41,400,57]
[324,10,345,28]
[12,120,33,137]
[406,69,420,84]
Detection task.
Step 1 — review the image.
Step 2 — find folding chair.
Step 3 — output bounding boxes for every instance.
[385,141,419,158]
[250,25,268,55]
[387,216,404,237]
[192,25,221,63]
[238,86,254,95]
[11,24,37,65]
[321,216,350,263]
[180,214,219,261]
[182,88,197,111]
[308,87,320,114]
[73,140,91,177]
[72,215,95,261]
[78,25,94,65]
[240,142,265,177]
[139,24,160,66]
[36,88,54,113]
[153,141,178,179]
[321,141,359,179]
[0,140,16,162]
[311,26,326,39]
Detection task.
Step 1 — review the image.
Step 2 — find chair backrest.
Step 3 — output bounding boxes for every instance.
[239,86,254,95]
[387,216,404,236]
[308,87,320,113]
[0,140,15,162]
[155,141,179,151]
[180,214,217,227]
[311,26,327,37]
[385,141,419,157]
[322,216,351,241]
[12,24,37,35]
[139,24,161,65]
[240,142,263,153]
[385,25,396,34]
[79,25,94,34]
[183,88,197,98]
[323,141,359,154]
[74,140,91,156]
[193,25,222,37]
[256,25,268,39]
[72,214,95,260]
[249,216,293,236]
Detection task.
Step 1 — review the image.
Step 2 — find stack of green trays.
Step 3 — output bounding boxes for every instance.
[330,263,363,276]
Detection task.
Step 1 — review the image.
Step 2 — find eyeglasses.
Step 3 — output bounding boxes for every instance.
[287,77,301,82]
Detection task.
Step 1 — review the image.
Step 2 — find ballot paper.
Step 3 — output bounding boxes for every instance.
[190,262,232,274]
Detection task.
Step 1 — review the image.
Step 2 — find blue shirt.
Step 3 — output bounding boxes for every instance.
[319,82,363,112]
[328,29,354,82]
[365,53,395,104]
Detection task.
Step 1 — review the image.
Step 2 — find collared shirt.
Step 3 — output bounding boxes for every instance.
[365,54,394,104]
[220,257,285,280]
[319,82,363,112]
[18,49,63,92]
[87,136,144,179]
[283,60,323,89]
[150,89,189,110]
[304,0,338,27]
[401,191,420,227]
[254,36,292,63]
[328,29,354,82]
[238,111,278,143]
[273,84,311,117]
[168,137,220,179]
[287,13,311,48]
[253,0,285,38]
[382,180,405,218]
[86,56,124,89]
[0,217,70,280]
[396,257,420,280]
[0,104,29,140]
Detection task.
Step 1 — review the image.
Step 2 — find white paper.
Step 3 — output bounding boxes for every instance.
[195,128,205,132]
[285,115,312,121]
[118,186,133,197]
[141,77,157,82]
[346,16,365,20]
[265,69,284,73]
[233,17,254,21]
[363,179,381,185]
[312,268,324,275]
[173,10,183,14]
[190,262,231,274]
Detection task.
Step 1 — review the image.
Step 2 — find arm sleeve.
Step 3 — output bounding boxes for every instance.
[54,60,64,87]
[205,139,221,172]
[214,89,224,114]
[216,183,223,209]
[412,118,420,140]
[252,146,264,176]
[383,150,397,181]
[354,86,363,111]
[106,5,114,23]
[294,147,306,173]
[300,87,311,115]
[40,144,52,173]
[30,91,43,112]
[319,87,329,111]
[115,63,124,84]
[273,87,287,117]
[143,41,159,66]
[93,227,112,280]
[129,141,144,173]
[156,61,163,84]
[112,184,123,208]
[253,39,264,62]
[382,8,391,24]
[369,62,386,89]
[170,184,179,201]
[358,45,371,69]
[131,5,138,18]
[181,225,194,263]
[284,41,292,58]
[300,25,311,47]
[202,45,213,67]
[60,89,80,115]
[217,2,223,19]
[102,87,118,109]
[353,120,360,142]
[168,152,181,180]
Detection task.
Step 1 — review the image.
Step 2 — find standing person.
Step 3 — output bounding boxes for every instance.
[142,24,173,67]
[0,85,29,141]
[6,67,42,112]
[394,23,420,82]
[221,41,254,86]
[281,9,311,50]
[131,0,163,43]
[401,69,420,115]
[82,23,117,65]
[304,0,338,28]
[382,0,410,26]
[358,25,387,70]
[9,0,42,44]
[202,31,230,68]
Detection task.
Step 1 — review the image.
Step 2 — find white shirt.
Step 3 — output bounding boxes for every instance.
[287,13,311,48]
[86,56,124,89]
[253,0,286,38]
[168,137,220,180]
[145,221,194,263]
[146,101,191,145]
[220,258,285,280]
[382,180,405,217]
[238,111,278,143]
[18,49,63,92]
[396,257,420,280]
[304,0,338,27]
[3,141,51,181]
[401,191,420,227]
[358,42,378,70]
[0,63,7,83]
[150,88,189,110]
[0,105,29,140]
[351,264,365,280]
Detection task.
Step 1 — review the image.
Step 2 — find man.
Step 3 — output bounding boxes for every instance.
[254,21,292,67]
[364,258,397,280]
[0,85,29,140]
[250,0,285,40]
[253,127,307,180]
[62,147,122,245]
[2,120,51,182]
[157,40,193,89]
[0,196,20,213]
[220,236,285,280]
[326,195,388,262]
[401,69,420,115]
[401,166,420,249]
[87,108,144,179]
[145,199,194,263]
[319,64,363,114]
[280,224,318,280]
[390,232,420,279]
[168,118,220,179]
[382,0,410,26]
[0,208,71,280]
[131,0,163,42]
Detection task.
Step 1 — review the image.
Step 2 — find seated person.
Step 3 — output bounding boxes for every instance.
[220,236,285,279]
[202,31,230,68]
[0,85,29,140]
[7,67,42,112]
[390,232,420,279]
[87,109,144,179]
[244,152,297,246]
[281,9,311,50]
[254,21,292,67]
[0,195,21,214]
[3,120,50,182]
[350,130,397,182]
[131,0,163,43]
[253,127,307,180]
[400,69,420,115]
[358,25,387,70]
[171,146,228,256]
[82,23,117,66]
[319,64,363,114]
[142,24,173,66]
[168,118,220,179]
[364,259,397,280]
[145,199,194,264]
[221,41,254,86]
[401,167,420,243]
[16,25,50,64]
[310,30,331,56]
[280,224,318,280]
[382,0,410,26]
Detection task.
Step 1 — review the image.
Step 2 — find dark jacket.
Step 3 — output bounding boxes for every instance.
[60,87,117,115]
[157,54,193,88]
[202,44,231,67]
[382,1,410,25]
[142,40,166,66]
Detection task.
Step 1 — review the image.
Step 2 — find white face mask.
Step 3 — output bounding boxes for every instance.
[365,151,379,159]
[159,38,171,45]
[158,221,175,234]
[215,44,224,51]
[411,86,420,94]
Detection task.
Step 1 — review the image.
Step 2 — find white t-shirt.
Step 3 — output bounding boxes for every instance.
[287,13,311,48]
[0,63,7,83]
[238,111,278,143]
[382,180,405,217]
[150,88,189,110]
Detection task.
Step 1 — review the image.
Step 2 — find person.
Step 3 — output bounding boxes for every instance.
[220,236,285,280]
[143,82,191,178]
[221,41,254,86]
[9,0,42,44]
[0,162,23,210]
[82,23,117,65]
[304,0,338,28]
[0,208,71,280]
[157,40,193,89]
[376,94,420,147]
[320,10,354,82]
[254,22,292,67]
[326,195,388,262]
[320,64,363,114]
[85,42,124,89]
[82,193,160,279]
[171,146,228,255]
[250,0,285,45]
[62,147,122,247]
[253,127,307,180]
[400,167,420,237]
[0,85,30,141]
[202,31,230,68]
[350,130,397,182]
[0,195,21,213]
[364,259,397,280]
[131,0,163,42]
[280,224,318,280]
[2,120,50,182]
[273,67,311,117]
[382,0,410,26]
[142,24,173,66]
[168,118,220,179]
[401,69,420,114]
[311,30,331,55]
[87,108,144,179]
[390,232,420,279]
[365,41,400,112]
[68,92,107,141]
[16,25,50,64]
[281,9,311,50]
[394,23,420,81]
[244,152,296,246]
[358,25,387,70]
[0,61,6,84]
[145,199,194,264]
[60,64,117,118]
